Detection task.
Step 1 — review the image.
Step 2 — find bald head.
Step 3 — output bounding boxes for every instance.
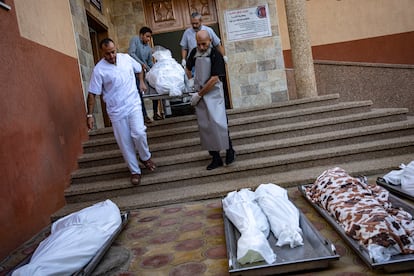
[196,30,211,52]
[196,30,209,41]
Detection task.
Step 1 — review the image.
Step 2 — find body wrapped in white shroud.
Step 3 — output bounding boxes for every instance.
[12,200,122,276]
[256,183,304,248]
[222,189,276,264]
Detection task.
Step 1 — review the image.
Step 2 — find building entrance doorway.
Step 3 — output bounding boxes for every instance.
[86,12,111,127]
[143,0,232,109]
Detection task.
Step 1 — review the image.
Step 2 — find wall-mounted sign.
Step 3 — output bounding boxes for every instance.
[224,4,272,42]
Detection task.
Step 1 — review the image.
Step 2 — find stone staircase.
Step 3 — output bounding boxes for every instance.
[51,94,414,220]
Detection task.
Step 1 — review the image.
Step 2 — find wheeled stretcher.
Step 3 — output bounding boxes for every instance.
[142,77,193,117]
[143,82,192,117]
[143,46,193,118]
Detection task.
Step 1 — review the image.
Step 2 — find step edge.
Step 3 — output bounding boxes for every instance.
[53,153,413,219]
[66,135,414,194]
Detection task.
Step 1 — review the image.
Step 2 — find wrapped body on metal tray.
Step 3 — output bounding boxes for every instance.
[306,167,414,262]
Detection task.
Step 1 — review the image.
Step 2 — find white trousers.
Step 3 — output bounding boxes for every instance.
[111,108,151,174]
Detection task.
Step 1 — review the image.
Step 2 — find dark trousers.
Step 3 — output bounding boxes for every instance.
[152,100,159,115]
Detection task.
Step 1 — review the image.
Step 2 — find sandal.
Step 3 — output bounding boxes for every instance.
[153,114,163,121]
[130,174,141,185]
[140,158,156,172]
[144,116,152,124]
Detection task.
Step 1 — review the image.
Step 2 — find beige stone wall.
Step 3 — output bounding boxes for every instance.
[70,0,117,128]
[98,0,288,109]
[277,0,414,50]
[109,0,146,52]
[70,0,94,102]
[73,0,287,112]
[88,0,116,32]
[217,1,288,108]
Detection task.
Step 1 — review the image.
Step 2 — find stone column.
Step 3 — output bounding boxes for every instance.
[284,0,318,98]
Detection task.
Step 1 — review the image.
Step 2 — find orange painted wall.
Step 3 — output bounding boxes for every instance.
[0,1,87,259]
[283,31,414,68]
[275,0,414,67]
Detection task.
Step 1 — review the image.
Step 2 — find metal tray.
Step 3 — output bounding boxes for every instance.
[74,211,130,276]
[376,177,414,202]
[8,212,129,276]
[299,184,414,272]
[224,206,339,275]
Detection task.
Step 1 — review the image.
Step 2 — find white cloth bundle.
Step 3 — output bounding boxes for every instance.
[383,161,414,191]
[255,183,304,248]
[12,200,122,276]
[146,46,186,96]
[222,189,276,264]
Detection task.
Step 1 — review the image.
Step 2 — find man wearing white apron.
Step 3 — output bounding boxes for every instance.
[86,38,156,185]
[185,30,235,170]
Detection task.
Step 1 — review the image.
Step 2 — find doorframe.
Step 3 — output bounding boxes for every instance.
[143,0,232,108]
[86,11,111,127]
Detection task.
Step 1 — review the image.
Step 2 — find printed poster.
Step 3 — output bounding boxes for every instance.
[224,4,272,42]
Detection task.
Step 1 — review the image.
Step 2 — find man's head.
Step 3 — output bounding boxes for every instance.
[191,12,202,31]
[139,26,153,45]
[196,30,211,53]
[100,38,117,64]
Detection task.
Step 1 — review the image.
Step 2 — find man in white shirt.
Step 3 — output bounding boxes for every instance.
[86,38,156,185]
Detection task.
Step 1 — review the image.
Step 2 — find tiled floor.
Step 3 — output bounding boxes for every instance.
[115,199,228,276]
[2,187,414,276]
[112,188,414,276]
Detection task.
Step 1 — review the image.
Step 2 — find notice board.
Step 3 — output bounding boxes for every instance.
[224,4,272,42]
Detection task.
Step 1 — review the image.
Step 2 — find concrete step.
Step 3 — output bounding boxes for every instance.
[52,153,413,221]
[66,135,414,202]
[54,94,414,222]
[76,117,414,174]
[85,94,342,140]
[226,93,341,119]
[76,108,411,168]
[228,100,373,132]
[231,107,407,146]
[83,99,369,152]
[145,100,374,144]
